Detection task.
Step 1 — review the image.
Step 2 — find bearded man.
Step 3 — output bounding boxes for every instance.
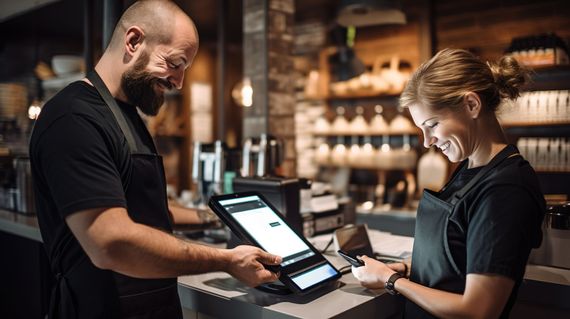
[29,1,280,318]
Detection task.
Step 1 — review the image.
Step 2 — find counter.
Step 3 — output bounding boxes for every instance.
[0,209,41,241]
[1,208,570,319]
[0,209,51,319]
[178,264,403,319]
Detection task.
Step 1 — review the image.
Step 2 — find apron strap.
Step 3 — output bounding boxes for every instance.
[450,145,520,205]
[48,244,88,319]
[439,160,468,193]
[49,272,77,319]
[86,71,139,153]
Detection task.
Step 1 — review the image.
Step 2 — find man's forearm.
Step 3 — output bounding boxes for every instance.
[102,221,230,278]
[69,207,230,278]
[168,202,202,224]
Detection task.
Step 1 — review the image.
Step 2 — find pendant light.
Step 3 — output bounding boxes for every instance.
[337,0,406,28]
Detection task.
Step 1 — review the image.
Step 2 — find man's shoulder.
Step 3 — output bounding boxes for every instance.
[33,82,114,135]
[44,80,108,116]
[30,81,123,153]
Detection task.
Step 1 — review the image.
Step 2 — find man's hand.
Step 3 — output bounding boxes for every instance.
[225,245,282,287]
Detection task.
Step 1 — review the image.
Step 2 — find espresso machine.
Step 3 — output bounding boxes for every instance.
[0,154,35,215]
[241,134,284,178]
[191,140,225,207]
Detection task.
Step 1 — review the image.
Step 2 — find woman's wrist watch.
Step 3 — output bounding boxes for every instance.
[385,272,404,295]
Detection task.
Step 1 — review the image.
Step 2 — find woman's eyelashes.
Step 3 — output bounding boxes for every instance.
[427,122,439,129]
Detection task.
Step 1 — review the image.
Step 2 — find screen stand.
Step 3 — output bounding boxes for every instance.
[256,281,293,295]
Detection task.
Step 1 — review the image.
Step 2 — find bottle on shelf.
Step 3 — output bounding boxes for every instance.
[369,104,389,135]
[389,106,415,134]
[375,135,393,169]
[349,106,369,135]
[313,114,331,135]
[390,134,418,170]
[347,136,362,167]
[331,106,350,135]
[315,143,331,165]
[331,136,348,166]
[360,136,375,168]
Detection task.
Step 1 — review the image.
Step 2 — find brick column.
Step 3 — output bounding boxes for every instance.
[243,0,296,176]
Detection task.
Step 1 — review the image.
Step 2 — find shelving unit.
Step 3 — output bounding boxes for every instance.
[295,39,426,209]
[503,65,570,197]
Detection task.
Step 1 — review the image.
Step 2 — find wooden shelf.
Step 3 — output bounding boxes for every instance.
[504,125,570,137]
[501,121,570,128]
[326,92,401,100]
[316,162,416,171]
[313,131,420,137]
[526,65,570,91]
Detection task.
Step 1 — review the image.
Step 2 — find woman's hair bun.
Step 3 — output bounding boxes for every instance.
[488,55,530,100]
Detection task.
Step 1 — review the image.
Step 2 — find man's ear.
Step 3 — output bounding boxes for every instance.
[124,26,145,57]
[464,92,482,119]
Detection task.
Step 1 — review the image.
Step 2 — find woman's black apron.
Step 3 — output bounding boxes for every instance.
[404,145,519,318]
[47,71,182,319]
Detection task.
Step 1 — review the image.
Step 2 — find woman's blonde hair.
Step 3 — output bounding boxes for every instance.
[399,48,530,113]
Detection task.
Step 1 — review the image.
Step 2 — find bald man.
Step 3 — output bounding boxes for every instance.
[30,1,280,318]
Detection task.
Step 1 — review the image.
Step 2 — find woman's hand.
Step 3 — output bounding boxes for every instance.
[351,255,397,289]
[385,260,410,277]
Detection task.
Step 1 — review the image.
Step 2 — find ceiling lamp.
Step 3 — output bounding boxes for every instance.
[337,0,406,27]
[329,26,366,82]
[328,47,366,82]
[232,77,253,107]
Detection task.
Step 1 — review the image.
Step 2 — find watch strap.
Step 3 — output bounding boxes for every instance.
[385,272,404,295]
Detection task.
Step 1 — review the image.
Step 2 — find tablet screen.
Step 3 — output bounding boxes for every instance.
[219,194,315,266]
[290,263,338,290]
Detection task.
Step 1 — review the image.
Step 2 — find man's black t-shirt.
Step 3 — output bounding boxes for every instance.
[30,81,155,259]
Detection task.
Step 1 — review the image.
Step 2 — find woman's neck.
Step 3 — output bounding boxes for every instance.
[467,114,508,168]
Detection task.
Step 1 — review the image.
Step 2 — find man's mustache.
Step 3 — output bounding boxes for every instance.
[156,78,173,90]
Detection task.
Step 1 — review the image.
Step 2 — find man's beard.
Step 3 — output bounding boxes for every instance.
[121,52,172,116]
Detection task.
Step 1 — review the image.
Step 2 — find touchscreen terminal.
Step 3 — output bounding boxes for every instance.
[209,192,341,294]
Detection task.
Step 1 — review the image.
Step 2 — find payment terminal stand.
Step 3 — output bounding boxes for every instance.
[225,177,302,295]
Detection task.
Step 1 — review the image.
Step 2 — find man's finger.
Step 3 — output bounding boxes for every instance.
[258,269,279,282]
[257,250,282,265]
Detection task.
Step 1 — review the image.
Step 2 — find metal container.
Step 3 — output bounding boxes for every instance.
[14,157,35,214]
[530,202,570,269]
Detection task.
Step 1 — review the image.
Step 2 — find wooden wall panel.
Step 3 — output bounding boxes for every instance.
[435,0,570,61]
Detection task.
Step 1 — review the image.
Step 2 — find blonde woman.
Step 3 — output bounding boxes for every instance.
[352,49,545,319]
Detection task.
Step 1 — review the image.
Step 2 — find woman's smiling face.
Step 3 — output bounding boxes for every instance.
[409,101,477,163]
